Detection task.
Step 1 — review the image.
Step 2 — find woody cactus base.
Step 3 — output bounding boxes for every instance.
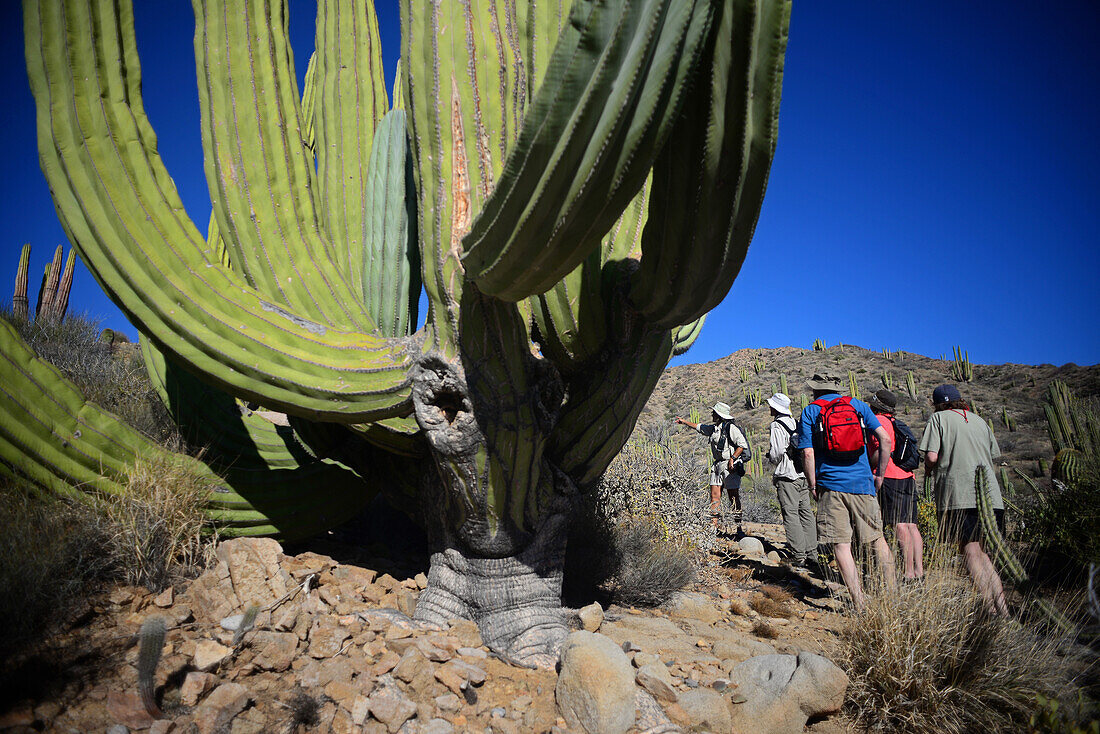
[5,0,790,663]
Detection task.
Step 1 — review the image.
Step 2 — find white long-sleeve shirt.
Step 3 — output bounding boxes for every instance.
[768,415,803,480]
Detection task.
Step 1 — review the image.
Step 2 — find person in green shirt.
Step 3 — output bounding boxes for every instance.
[919,384,1008,616]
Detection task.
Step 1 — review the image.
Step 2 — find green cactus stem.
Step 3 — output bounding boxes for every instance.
[15,0,791,666]
[975,466,1074,634]
[739,366,751,383]
[881,347,894,360]
[951,346,973,382]
[137,617,166,718]
[813,339,826,351]
[753,356,765,374]
[13,244,31,320]
[779,373,788,396]
[847,371,861,400]
[905,370,918,402]
[880,370,893,390]
[744,387,762,409]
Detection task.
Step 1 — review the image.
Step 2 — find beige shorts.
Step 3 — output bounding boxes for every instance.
[817,490,883,544]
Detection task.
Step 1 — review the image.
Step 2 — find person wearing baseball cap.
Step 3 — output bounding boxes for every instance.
[764,392,815,569]
[919,384,1008,615]
[676,402,749,536]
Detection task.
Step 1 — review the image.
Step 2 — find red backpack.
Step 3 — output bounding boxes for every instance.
[812,396,866,462]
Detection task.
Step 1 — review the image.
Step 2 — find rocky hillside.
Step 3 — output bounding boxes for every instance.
[637,344,1100,484]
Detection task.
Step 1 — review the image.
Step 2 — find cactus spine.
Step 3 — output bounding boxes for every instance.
[951,345,973,382]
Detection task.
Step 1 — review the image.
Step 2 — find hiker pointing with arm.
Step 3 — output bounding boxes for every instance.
[797,374,895,611]
[675,402,748,537]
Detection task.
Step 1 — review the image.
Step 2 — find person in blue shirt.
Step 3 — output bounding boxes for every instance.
[797,374,896,610]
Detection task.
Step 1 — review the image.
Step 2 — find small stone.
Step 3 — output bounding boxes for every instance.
[193,640,232,672]
[309,616,352,658]
[367,684,416,733]
[153,587,174,608]
[766,550,782,564]
[180,671,217,706]
[192,682,250,734]
[434,693,463,712]
[578,602,604,632]
[511,696,533,712]
[556,631,636,734]
[150,719,175,734]
[251,631,299,672]
[413,573,429,589]
[351,695,372,725]
[457,646,487,659]
[107,726,129,734]
[109,587,136,605]
[490,707,506,718]
[434,666,465,695]
[393,649,432,684]
[421,719,454,734]
[621,640,641,653]
[220,613,245,631]
[106,690,155,730]
[738,537,766,557]
[636,663,679,703]
[372,650,401,676]
[633,652,659,668]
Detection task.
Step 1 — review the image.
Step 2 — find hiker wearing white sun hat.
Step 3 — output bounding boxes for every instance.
[675,401,749,536]
[765,392,815,568]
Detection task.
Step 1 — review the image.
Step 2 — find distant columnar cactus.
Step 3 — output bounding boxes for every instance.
[8,0,791,664]
[905,370,918,402]
[880,370,893,390]
[11,243,76,322]
[744,387,762,409]
[847,371,861,401]
[951,345,973,382]
[752,356,765,374]
[813,339,826,351]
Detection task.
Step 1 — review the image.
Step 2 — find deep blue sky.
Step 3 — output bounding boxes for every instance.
[2,2,1097,368]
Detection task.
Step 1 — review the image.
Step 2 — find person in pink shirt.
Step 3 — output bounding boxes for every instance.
[867,389,924,581]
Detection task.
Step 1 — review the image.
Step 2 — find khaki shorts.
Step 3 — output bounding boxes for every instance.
[710,462,742,490]
[817,489,883,544]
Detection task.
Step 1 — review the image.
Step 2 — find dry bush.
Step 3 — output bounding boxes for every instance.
[759,584,793,603]
[0,479,111,656]
[843,553,1094,733]
[729,597,752,616]
[6,310,181,447]
[752,620,780,639]
[723,567,754,584]
[98,453,219,591]
[600,519,696,607]
[749,593,792,619]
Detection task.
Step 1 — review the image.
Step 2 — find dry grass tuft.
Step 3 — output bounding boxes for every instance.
[752,620,780,639]
[729,597,752,616]
[843,554,1094,733]
[750,593,792,619]
[759,584,793,603]
[98,453,219,591]
[723,567,754,584]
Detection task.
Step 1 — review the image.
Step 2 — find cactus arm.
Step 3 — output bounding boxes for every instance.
[362,110,421,338]
[313,0,389,297]
[550,324,674,486]
[672,314,706,357]
[51,247,76,321]
[461,0,716,301]
[629,0,790,329]
[13,243,30,319]
[37,245,62,320]
[975,466,1075,634]
[193,0,374,331]
[25,0,414,422]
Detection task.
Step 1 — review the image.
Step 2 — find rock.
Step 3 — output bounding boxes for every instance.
[678,688,733,733]
[107,726,129,734]
[632,652,659,668]
[555,631,636,734]
[250,630,299,672]
[414,573,429,589]
[457,646,487,659]
[215,537,289,608]
[368,681,417,733]
[393,648,433,684]
[766,551,782,564]
[350,695,372,725]
[728,652,849,734]
[192,683,250,734]
[153,587,174,608]
[373,651,401,675]
[193,640,232,672]
[309,616,352,658]
[149,720,174,734]
[106,689,156,730]
[665,592,722,625]
[421,719,454,734]
[0,704,34,729]
[738,537,766,557]
[711,634,777,664]
[446,619,483,648]
[434,693,463,712]
[180,671,217,706]
[636,663,679,703]
[578,602,604,632]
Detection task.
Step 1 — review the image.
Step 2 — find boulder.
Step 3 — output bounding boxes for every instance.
[215,537,289,607]
[728,652,848,734]
[738,537,766,557]
[579,602,604,632]
[555,631,636,734]
[665,592,722,625]
[678,688,732,732]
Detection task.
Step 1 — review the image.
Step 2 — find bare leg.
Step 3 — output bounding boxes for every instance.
[833,542,865,611]
[896,522,924,579]
[872,536,897,591]
[709,485,722,528]
[962,541,1008,616]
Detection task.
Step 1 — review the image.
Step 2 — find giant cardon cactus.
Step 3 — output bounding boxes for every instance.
[8,0,790,663]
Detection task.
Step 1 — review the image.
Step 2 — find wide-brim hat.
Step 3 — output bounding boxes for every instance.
[806,373,844,393]
[868,389,898,414]
[712,402,734,421]
[766,392,792,416]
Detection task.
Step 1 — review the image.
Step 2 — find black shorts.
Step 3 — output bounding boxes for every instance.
[939,508,1005,545]
[878,476,917,525]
